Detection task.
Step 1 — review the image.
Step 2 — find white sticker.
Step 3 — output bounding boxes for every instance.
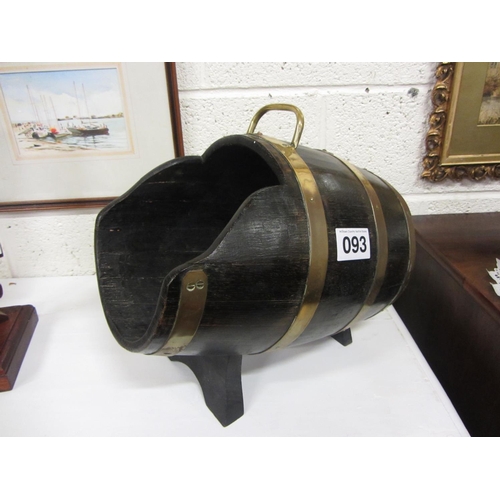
[335,228,371,261]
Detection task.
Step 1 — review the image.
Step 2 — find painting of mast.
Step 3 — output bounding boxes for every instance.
[0,65,133,159]
[67,82,109,137]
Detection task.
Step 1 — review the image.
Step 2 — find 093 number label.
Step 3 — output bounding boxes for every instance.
[335,228,371,261]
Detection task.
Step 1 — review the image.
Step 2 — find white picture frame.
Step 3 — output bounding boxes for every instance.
[0,62,182,210]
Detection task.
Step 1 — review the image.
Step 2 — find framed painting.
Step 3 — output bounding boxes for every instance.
[0,62,184,211]
[423,62,500,181]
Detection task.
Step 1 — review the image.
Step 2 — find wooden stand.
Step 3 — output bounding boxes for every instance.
[169,330,353,427]
[0,305,38,392]
[170,355,243,427]
[331,328,353,346]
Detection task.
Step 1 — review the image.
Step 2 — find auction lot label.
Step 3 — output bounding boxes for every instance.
[335,228,371,261]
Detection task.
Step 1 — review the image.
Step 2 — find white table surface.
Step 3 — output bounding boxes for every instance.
[0,276,469,436]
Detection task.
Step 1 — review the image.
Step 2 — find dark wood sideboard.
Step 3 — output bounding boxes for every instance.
[394,213,500,437]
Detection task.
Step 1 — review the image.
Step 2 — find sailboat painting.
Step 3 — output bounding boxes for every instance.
[0,64,133,159]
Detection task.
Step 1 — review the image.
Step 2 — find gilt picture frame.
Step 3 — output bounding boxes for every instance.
[0,62,184,211]
[423,62,500,182]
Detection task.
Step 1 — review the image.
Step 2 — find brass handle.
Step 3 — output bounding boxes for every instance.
[247,104,304,149]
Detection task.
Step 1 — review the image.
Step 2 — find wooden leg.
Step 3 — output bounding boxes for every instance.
[170,354,244,427]
[331,328,352,346]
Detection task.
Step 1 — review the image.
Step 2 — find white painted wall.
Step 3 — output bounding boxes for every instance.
[1,62,498,278]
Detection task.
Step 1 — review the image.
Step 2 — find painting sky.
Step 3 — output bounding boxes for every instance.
[0,67,124,123]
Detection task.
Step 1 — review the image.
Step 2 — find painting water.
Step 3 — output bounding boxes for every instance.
[0,65,133,158]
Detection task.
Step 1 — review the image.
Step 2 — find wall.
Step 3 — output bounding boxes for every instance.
[1,62,498,278]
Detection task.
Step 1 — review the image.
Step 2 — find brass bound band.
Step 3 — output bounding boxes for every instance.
[337,157,389,325]
[257,138,329,352]
[155,269,208,356]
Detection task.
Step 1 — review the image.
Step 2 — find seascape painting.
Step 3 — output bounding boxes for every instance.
[0,65,133,159]
[478,62,500,126]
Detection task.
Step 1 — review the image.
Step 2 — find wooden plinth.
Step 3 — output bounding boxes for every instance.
[0,305,38,392]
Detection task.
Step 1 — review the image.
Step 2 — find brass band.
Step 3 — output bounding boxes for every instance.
[389,189,416,305]
[155,269,208,356]
[259,137,329,352]
[337,157,389,325]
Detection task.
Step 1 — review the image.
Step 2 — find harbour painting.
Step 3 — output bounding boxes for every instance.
[478,62,500,126]
[0,64,133,159]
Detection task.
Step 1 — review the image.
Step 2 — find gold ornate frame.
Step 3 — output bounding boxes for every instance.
[423,62,500,182]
